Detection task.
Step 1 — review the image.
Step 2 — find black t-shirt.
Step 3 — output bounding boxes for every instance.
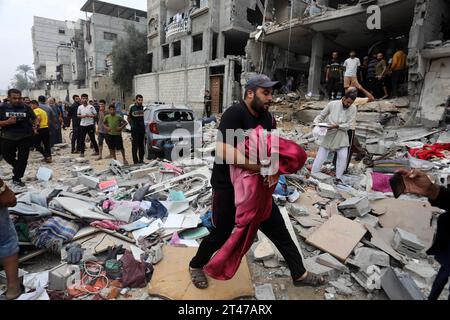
[211,100,276,190]
[68,102,81,127]
[0,103,36,140]
[128,104,145,132]
[327,60,342,79]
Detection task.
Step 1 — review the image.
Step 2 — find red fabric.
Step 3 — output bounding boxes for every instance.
[90,220,125,231]
[204,126,306,280]
[409,144,450,160]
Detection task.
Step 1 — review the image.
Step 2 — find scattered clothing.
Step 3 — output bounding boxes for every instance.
[409,144,450,160]
[29,217,79,253]
[371,172,393,193]
[120,250,153,288]
[90,220,126,231]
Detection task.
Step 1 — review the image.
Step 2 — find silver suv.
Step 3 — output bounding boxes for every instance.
[144,104,202,160]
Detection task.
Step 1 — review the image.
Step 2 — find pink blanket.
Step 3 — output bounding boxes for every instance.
[204,126,306,280]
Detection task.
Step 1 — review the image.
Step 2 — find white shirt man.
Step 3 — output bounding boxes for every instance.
[77,104,96,127]
[77,98,99,157]
[344,57,360,77]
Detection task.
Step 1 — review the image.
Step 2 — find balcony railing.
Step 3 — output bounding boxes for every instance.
[165,18,189,38]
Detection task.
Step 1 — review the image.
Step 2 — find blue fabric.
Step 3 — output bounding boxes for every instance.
[144,198,168,220]
[0,207,19,259]
[201,210,213,229]
[274,175,288,196]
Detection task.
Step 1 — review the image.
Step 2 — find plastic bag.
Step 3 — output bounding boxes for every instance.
[312,126,328,144]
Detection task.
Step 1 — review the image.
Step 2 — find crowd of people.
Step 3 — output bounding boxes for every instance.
[0,90,148,186]
[325,47,408,101]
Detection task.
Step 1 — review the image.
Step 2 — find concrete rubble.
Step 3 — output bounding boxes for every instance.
[1,94,449,301]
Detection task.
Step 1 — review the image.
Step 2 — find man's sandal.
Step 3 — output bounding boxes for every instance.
[189,268,208,289]
[0,284,25,300]
[293,273,327,287]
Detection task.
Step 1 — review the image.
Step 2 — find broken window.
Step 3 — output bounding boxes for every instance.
[58,28,65,35]
[193,33,203,52]
[157,111,194,122]
[224,34,247,57]
[162,44,170,59]
[246,2,264,27]
[104,32,118,41]
[173,41,181,56]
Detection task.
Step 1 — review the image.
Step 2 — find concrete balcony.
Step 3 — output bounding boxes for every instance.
[166,18,189,38]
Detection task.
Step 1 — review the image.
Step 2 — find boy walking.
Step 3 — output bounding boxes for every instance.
[104,104,128,165]
[31,100,52,163]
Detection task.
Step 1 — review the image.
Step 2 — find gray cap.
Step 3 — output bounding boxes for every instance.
[246,74,280,90]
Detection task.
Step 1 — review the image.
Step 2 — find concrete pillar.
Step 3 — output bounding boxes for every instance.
[223,60,230,110]
[217,32,225,59]
[205,28,213,61]
[307,32,324,97]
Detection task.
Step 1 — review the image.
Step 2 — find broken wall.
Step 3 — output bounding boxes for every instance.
[408,0,450,127]
[245,39,310,79]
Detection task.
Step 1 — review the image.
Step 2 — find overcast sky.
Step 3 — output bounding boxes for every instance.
[0,0,146,91]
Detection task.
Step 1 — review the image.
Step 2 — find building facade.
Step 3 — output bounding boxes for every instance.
[135,0,268,116]
[30,0,147,103]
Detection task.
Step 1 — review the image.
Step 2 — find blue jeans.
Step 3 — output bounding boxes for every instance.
[0,207,19,259]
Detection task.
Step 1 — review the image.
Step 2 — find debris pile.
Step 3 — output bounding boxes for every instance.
[1,100,449,300]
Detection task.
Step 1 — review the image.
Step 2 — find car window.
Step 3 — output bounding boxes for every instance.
[157,111,193,122]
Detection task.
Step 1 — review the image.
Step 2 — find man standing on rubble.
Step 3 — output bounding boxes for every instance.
[69,95,82,154]
[311,87,358,182]
[0,178,22,300]
[397,169,450,300]
[188,74,326,290]
[343,51,374,101]
[390,46,408,98]
[128,94,146,164]
[77,93,99,158]
[0,89,37,187]
[325,52,343,100]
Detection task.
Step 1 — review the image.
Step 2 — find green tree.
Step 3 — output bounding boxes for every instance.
[112,24,151,93]
[10,64,35,90]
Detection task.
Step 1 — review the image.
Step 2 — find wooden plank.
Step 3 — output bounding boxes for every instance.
[19,249,47,264]
[306,215,367,262]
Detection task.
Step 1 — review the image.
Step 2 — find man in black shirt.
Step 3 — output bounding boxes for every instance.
[325,52,343,100]
[189,75,326,289]
[68,95,81,154]
[204,90,212,118]
[0,89,36,187]
[128,94,146,164]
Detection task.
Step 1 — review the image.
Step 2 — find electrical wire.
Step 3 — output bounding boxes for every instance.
[285,1,294,80]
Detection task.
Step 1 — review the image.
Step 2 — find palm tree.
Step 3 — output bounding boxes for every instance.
[17,65,33,83]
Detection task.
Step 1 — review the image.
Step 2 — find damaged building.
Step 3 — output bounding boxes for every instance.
[134,0,270,116]
[245,0,450,128]
[29,0,147,102]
